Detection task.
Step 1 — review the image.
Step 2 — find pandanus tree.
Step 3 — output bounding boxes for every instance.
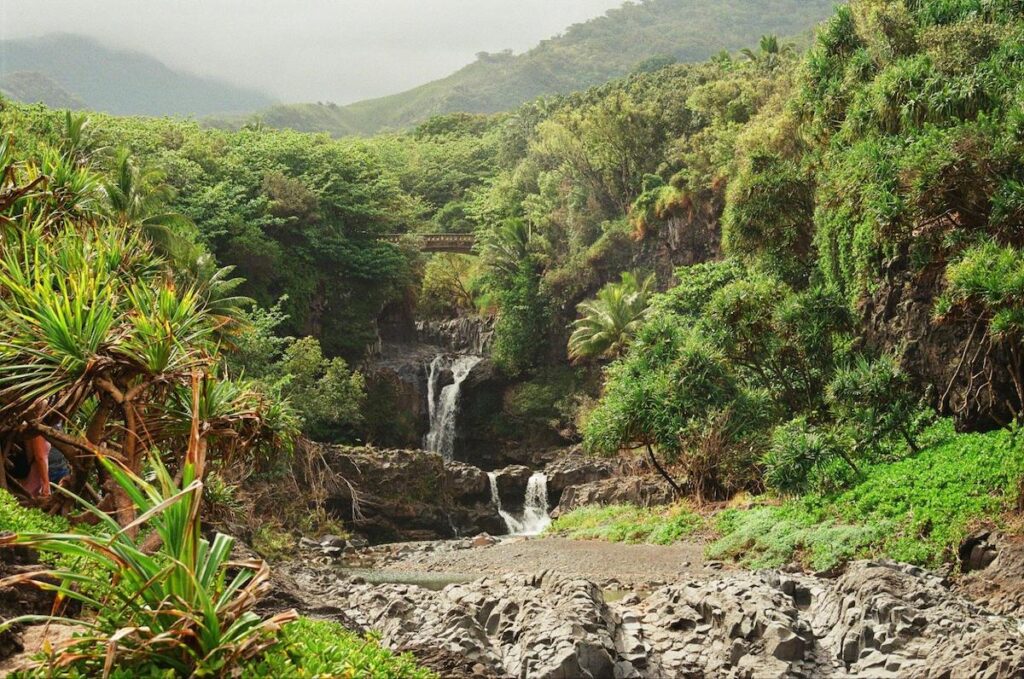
[0,131,295,525]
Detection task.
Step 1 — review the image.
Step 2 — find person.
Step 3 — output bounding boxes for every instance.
[22,433,53,497]
[9,422,71,498]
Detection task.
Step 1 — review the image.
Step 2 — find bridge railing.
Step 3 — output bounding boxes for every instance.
[382,233,477,253]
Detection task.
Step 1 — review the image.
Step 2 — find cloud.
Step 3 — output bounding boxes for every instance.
[1,0,625,103]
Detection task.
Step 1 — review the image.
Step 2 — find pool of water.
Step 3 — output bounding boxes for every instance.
[339,568,477,591]
[602,588,651,604]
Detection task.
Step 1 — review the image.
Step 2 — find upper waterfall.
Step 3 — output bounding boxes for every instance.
[424,354,483,460]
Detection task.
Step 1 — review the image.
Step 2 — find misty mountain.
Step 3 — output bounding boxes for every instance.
[0,34,275,117]
[233,0,840,136]
[0,71,86,110]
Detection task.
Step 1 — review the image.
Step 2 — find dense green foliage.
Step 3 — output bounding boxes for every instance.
[12,620,434,679]
[2,454,296,676]
[568,0,1024,523]
[0,104,420,359]
[0,34,274,116]
[233,0,837,136]
[710,421,1024,569]
[558,421,1024,570]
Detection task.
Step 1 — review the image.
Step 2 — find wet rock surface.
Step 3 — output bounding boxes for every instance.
[277,559,1024,679]
[416,316,495,355]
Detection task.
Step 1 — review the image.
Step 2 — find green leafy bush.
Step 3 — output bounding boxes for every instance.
[241,618,436,679]
[12,619,436,679]
[492,257,550,377]
[762,418,854,495]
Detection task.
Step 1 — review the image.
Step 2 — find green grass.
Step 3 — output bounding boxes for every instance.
[709,421,1024,570]
[549,503,704,545]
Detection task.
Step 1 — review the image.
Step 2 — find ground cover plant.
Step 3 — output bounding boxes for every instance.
[548,503,704,545]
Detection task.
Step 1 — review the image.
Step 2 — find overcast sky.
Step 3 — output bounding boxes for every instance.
[1,0,626,104]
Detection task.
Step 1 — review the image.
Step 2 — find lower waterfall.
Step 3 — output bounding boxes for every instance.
[488,471,551,536]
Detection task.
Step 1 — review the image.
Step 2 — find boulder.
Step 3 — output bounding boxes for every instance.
[472,533,498,548]
[445,461,490,502]
[543,453,616,504]
[555,475,674,516]
[324,445,502,543]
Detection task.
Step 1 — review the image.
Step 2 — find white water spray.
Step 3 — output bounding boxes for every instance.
[487,471,551,536]
[424,355,482,460]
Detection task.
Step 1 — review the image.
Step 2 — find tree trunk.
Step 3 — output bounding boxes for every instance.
[646,443,683,497]
[66,399,113,497]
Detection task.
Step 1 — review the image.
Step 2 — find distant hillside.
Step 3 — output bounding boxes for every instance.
[238,0,840,136]
[0,71,85,110]
[0,34,275,116]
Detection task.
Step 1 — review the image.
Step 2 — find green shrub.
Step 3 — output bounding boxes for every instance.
[762,418,852,495]
[13,619,436,679]
[492,257,549,377]
[1,454,296,677]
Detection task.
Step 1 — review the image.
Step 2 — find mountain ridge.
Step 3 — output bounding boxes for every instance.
[225,0,841,136]
[0,33,276,117]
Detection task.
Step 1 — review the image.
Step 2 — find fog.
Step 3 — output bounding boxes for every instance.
[1,0,626,104]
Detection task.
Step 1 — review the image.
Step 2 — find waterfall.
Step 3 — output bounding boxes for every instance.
[487,471,551,537]
[424,354,482,460]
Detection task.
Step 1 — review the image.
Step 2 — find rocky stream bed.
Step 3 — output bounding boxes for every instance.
[261,534,1024,679]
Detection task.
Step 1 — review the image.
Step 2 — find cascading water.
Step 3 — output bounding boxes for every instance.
[424,354,482,460]
[487,471,551,536]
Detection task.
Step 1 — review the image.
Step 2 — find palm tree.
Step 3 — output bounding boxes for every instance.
[476,218,537,279]
[568,271,655,362]
[741,35,795,69]
[59,110,107,165]
[103,147,195,260]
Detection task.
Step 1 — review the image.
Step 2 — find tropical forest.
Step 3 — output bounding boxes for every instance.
[2,0,1024,676]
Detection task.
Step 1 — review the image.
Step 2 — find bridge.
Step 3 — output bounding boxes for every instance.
[382,233,476,254]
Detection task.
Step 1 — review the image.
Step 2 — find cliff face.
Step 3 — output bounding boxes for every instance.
[324,446,506,543]
[861,261,1017,431]
[416,317,494,356]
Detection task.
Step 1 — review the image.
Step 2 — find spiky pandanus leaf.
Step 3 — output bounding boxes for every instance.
[0,453,298,676]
